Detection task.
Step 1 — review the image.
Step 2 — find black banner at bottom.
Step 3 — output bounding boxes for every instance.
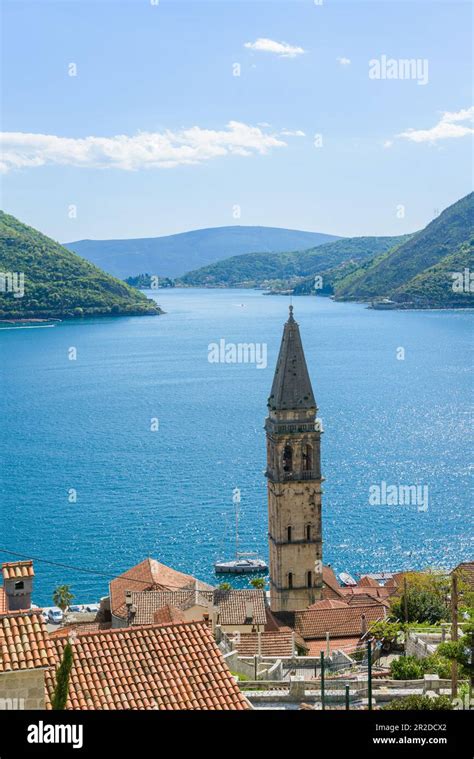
[0,709,471,758]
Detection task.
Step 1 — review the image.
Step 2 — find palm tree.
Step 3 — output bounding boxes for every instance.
[250,577,266,590]
[52,585,74,622]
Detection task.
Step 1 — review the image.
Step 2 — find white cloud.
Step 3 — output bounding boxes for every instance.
[337,57,351,66]
[281,129,306,137]
[0,122,289,173]
[397,107,474,143]
[244,38,305,58]
[383,140,393,149]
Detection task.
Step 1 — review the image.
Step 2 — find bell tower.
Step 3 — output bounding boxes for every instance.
[265,306,323,612]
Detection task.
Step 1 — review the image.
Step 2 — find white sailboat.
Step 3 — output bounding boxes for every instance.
[214,488,268,575]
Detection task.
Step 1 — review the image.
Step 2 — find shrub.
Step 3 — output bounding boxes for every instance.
[390,656,424,680]
[383,695,453,711]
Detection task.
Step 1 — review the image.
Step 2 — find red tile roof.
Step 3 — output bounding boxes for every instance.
[153,605,186,625]
[232,631,295,657]
[0,588,6,614]
[306,636,364,656]
[48,622,111,639]
[294,604,386,640]
[44,621,250,710]
[129,588,266,627]
[322,566,344,599]
[1,560,34,581]
[340,586,391,601]
[109,558,213,619]
[0,611,55,672]
[358,575,380,588]
[212,589,267,626]
[307,599,348,610]
[130,588,213,625]
[345,593,390,609]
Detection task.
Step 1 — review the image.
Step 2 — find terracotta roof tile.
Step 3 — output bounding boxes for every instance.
[109,559,213,619]
[1,561,34,581]
[44,621,250,710]
[345,593,390,609]
[0,611,55,672]
[306,636,364,656]
[358,575,380,588]
[322,566,344,599]
[129,588,266,627]
[48,621,111,639]
[153,606,186,625]
[307,599,348,610]
[232,631,294,657]
[294,604,386,640]
[211,589,267,626]
[0,588,6,614]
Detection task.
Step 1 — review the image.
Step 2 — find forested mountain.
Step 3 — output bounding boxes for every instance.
[0,212,162,320]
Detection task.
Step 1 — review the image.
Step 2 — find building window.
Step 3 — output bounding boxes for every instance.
[307,571,312,588]
[283,445,293,473]
[306,524,311,541]
[14,581,24,591]
[287,526,292,542]
[303,444,313,471]
[288,572,293,589]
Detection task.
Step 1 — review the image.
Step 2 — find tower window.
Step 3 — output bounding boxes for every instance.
[306,524,311,541]
[303,444,313,471]
[283,445,293,473]
[287,526,292,542]
[288,572,293,589]
[14,581,24,591]
[307,571,312,588]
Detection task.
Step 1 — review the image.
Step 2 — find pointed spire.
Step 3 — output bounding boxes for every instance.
[268,307,316,412]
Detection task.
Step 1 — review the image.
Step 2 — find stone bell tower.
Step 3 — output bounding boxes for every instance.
[265,306,323,612]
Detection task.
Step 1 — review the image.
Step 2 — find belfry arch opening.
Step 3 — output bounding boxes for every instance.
[283,445,293,473]
[303,444,313,471]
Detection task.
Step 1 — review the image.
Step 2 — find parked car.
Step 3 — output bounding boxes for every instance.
[47,607,63,624]
[85,603,99,613]
[68,605,83,613]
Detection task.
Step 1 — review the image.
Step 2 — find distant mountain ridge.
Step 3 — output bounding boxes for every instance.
[178,235,408,288]
[178,193,474,309]
[0,212,161,320]
[64,226,341,279]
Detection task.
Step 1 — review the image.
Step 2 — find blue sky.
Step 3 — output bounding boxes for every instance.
[1,0,472,242]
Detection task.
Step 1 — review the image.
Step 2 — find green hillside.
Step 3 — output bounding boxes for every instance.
[335,193,474,306]
[391,241,474,307]
[179,235,406,288]
[0,211,162,320]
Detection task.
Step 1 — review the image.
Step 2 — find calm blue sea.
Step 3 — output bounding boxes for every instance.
[0,289,472,605]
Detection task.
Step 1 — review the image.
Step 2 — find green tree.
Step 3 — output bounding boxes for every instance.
[369,620,402,645]
[391,572,449,624]
[52,585,74,619]
[218,582,232,591]
[51,642,74,710]
[250,577,266,590]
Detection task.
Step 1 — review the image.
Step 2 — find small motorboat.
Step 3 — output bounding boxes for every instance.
[339,571,357,587]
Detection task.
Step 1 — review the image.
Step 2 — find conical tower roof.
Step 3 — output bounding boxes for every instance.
[268,306,316,412]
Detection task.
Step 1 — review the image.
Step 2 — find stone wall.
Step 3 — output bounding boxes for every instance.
[0,669,46,710]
